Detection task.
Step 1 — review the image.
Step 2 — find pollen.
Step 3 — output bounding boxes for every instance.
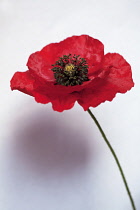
[64,64,75,72]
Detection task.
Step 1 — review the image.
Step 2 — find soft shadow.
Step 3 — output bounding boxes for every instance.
[10,106,96,179]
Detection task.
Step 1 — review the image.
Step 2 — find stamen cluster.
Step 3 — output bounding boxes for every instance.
[51,54,89,86]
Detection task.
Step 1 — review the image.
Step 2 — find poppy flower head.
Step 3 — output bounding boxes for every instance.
[10,35,134,112]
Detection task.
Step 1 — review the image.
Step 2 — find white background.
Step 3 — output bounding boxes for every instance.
[1,0,140,209]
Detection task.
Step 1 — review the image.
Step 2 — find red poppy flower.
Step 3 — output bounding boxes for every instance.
[10,35,134,112]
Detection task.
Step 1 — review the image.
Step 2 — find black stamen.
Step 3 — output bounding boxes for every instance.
[51,54,89,86]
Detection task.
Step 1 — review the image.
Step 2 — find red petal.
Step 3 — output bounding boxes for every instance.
[27,52,55,82]
[33,79,91,98]
[77,78,117,110]
[34,92,51,104]
[27,35,104,83]
[51,94,77,112]
[78,54,134,110]
[34,92,77,112]
[10,71,35,96]
[103,53,134,93]
[41,35,104,63]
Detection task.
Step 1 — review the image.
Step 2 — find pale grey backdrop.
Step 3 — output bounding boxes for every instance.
[0,0,140,209]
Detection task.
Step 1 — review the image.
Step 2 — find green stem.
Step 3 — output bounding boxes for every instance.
[87,108,136,210]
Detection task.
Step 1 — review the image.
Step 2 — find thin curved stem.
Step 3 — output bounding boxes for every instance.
[87,108,136,210]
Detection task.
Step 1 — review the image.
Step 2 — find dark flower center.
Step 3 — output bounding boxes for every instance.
[51,54,89,86]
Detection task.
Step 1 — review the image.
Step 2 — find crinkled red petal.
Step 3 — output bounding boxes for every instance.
[27,35,104,83]
[51,94,77,112]
[33,78,91,98]
[77,53,134,110]
[77,78,117,110]
[27,52,55,82]
[103,53,134,92]
[34,92,77,112]
[34,92,51,104]
[10,71,35,96]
